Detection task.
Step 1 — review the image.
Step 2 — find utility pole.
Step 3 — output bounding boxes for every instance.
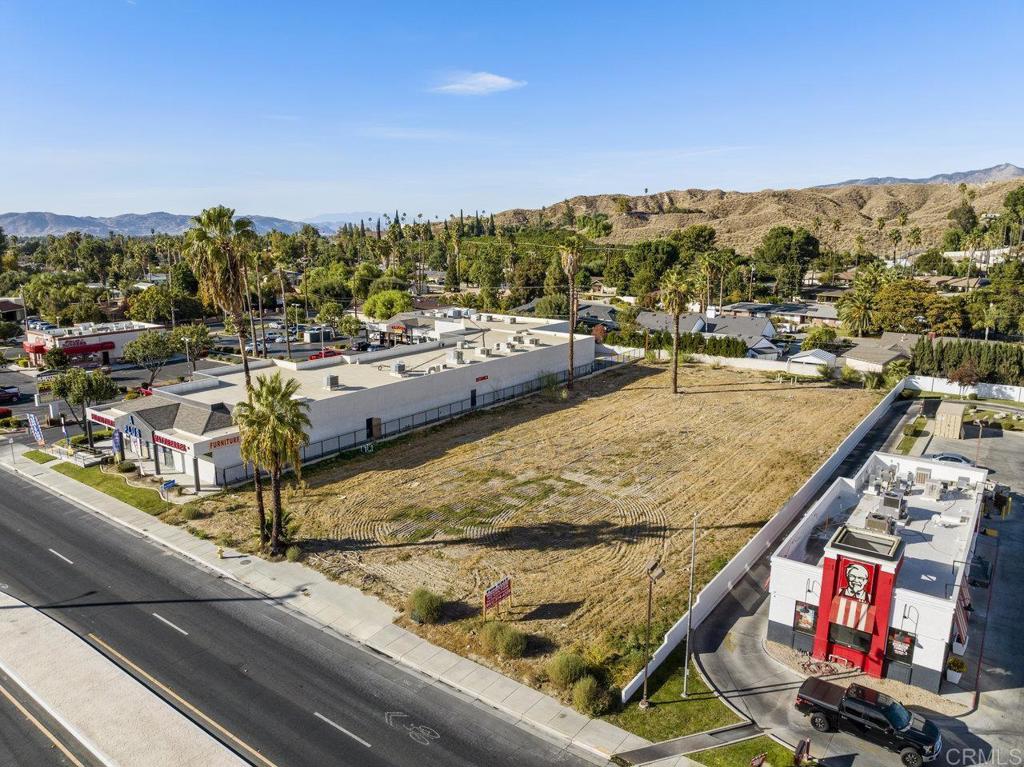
[638,559,665,710]
[973,419,987,465]
[683,513,698,698]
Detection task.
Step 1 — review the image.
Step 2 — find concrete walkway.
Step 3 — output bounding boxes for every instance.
[0,444,647,762]
[614,722,761,765]
[0,592,246,767]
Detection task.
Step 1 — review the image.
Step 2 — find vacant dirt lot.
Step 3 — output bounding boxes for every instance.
[193,363,879,685]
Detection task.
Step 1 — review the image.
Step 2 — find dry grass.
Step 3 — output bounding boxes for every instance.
[193,363,879,690]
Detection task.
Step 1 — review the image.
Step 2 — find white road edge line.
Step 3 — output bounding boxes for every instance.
[313,712,372,748]
[151,612,189,636]
[47,548,73,565]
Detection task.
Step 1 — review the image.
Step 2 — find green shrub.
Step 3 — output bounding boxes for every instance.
[947,656,967,673]
[408,588,444,624]
[480,622,528,659]
[115,460,136,473]
[967,393,978,401]
[124,390,141,400]
[15,358,29,368]
[285,545,302,562]
[571,675,612,716]
[839,366,862,386]
[546,651,587,689]
[180,506,203,521]
[0,416,19,428]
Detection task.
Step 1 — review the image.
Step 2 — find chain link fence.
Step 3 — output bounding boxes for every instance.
[218,353,641,486]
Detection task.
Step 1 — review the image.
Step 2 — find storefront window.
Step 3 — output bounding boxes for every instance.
[828,622,871,652]
[794,601,818,634]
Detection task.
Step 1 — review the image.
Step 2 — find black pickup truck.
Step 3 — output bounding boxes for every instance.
[795,679,941,767]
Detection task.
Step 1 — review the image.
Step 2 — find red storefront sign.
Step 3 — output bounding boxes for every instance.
[154,433,188,452]
[208,435,241,450]
[90,412,116,428]
[475,375,489,382]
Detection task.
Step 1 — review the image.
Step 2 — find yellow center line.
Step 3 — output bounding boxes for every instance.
[0,681,87,767]
[86,633,280,767]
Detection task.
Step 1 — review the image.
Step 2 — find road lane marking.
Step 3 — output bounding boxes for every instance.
[152,613,189,636]
[86,633,280,767]
[0,681,87,767]
[313,712,372,748]
[48,548,74,565]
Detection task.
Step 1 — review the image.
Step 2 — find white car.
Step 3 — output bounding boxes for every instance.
[927,452,974,466]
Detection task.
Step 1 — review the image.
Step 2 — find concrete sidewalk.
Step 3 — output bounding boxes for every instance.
[0,444,647,762]
[614,722,761,765]
[0,592,246,767]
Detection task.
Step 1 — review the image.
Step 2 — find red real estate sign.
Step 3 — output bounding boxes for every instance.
[484,576,512,611]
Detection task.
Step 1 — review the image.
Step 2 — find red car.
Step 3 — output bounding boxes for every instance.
[308,349,342,361]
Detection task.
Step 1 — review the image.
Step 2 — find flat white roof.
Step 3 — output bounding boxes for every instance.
[775,452,989,601]
[161,315,571,408]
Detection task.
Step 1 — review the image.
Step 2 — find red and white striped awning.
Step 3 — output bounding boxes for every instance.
[830,596,876,633]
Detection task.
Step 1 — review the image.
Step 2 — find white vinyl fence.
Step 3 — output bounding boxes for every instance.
[619,378,908,702]
[905,375,1024,403]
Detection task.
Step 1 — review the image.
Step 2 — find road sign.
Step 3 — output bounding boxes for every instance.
[484,576,512,614]
[161,479,177,491]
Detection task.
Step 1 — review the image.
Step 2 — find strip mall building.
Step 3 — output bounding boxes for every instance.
[23,321,164,366]
[87,313,592,491]
[768,452,990,692]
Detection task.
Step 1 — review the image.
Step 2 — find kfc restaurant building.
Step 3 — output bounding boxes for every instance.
[769,452,988,692]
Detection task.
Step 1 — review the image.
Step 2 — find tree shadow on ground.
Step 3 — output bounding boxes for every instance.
[302,519,671,555]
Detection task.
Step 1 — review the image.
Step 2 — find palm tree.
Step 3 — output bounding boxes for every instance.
[838,289,875,337]
[183,205,269,546]
[888,229,903,266]
[560,235,584,390]
[269,231,295,361]
[660,267,692,394]
[233,372,310,555]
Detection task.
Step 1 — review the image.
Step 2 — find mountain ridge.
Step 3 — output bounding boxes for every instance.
[816,162,1024,188]
[0,211,323,237]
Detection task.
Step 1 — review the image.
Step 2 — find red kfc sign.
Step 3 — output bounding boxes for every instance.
[837,557,875,603]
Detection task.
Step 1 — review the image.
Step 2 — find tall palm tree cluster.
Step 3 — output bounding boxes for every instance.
[183,206,310,554]
[233,372,311,554]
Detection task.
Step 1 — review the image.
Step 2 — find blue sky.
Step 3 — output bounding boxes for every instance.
[2,0,1022,220]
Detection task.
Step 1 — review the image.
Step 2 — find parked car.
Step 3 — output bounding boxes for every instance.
[0,386,20,404]
[926,452,974,466]
[265,333,283,343]
[308,348,342,361]
[795,679,940,766]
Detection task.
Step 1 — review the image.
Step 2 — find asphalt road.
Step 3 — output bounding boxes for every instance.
[0,471,595,767]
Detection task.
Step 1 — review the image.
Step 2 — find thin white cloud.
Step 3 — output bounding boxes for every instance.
[432,71,526,96]
[361,126,467,141]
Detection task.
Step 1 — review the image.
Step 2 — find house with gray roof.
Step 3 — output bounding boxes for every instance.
[637,310,781,359]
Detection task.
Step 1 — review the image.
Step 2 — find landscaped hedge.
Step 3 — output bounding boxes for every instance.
[603,329,747,358]
[911,337,1024,385]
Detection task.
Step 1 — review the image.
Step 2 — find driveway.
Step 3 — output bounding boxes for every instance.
[694,400,1024,766]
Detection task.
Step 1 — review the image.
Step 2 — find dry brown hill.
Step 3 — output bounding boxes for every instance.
[494,180,1022,254]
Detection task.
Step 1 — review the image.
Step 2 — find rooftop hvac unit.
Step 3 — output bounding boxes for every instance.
[528,337,541,346]
[447,349,464,365]
[506,342,517,352]
[324,374,339,390]
[508,316,517,324]
[477,347,492,357]
[427,365,441,374]
[511,335,525,345]
[458,339,470,350]
[923,479,944,500]
[865,513,896,535]
[391,361,407,375]
[483,314,493,322]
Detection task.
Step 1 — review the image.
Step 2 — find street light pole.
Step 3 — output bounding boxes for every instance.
[683,513,698,698]
[638,559,665,710]
[973,419,987,465]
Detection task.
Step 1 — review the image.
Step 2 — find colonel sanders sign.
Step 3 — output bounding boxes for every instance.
[838,561,872,602]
